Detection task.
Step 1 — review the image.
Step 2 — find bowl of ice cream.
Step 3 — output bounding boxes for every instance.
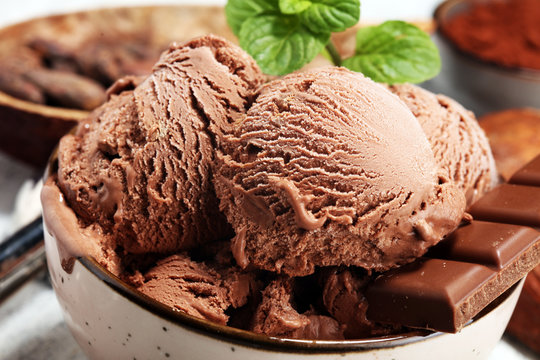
[40,35,540,359]
[423,0,540,116]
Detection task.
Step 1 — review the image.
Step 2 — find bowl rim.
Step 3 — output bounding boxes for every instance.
[76,256,440,353]
[433,0,540,78]
[70,252,518,353]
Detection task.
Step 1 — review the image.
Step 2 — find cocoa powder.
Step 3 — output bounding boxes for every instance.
[441,0,540,70]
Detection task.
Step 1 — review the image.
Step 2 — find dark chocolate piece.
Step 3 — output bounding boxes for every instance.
[468,184,540,227]
[509,154,540,187]
[366,221,540,332]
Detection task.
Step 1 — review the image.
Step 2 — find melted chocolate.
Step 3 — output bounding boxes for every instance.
[231,226,248,269]
[272,178,327,231]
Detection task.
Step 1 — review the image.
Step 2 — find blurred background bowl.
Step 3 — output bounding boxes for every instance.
[0,5,232,168]
[423,0,540,116]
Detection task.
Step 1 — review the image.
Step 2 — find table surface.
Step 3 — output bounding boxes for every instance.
[0,1,538,359]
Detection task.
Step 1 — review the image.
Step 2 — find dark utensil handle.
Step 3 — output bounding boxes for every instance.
[0,217,45,301]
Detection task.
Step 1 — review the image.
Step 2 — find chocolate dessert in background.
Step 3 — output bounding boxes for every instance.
[0,34,160,110]
[0,6,234,167]
[479,108,540,180]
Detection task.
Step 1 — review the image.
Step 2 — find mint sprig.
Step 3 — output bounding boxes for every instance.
[226,0,441,83]
[226,0,280,35]
[342,21,441,84]
[297,0,360,33]
[239,15,330,76]
[226,0,358,76]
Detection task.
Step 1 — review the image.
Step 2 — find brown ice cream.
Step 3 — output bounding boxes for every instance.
[136,254,254,325]
[320,268,401,338]
[389,83,498,206]
[42,35,509,341]
[55,35,264,267]
[215,68,466,276]
[251,277,344,340]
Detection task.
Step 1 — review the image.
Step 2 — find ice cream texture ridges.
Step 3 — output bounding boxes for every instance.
[215,68,466,276]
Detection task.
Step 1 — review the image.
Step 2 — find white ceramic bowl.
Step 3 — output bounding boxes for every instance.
[423,0,540,116]
[43,217,524,360]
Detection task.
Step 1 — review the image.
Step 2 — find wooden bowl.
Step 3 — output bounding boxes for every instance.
[0,5,233,167]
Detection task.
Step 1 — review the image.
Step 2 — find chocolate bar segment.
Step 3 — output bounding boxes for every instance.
[509,154,540,186]
[468,184,540,228]
[428,221,540,270]
[366,258,496,332]
[366,221,540,332]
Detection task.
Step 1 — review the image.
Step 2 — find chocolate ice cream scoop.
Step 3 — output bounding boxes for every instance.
[55,35,264,263]
[214,67,466,276]
[320,268,401,338]
[389,83,498,205]
[137,253,255,325]
[251,277,344,340]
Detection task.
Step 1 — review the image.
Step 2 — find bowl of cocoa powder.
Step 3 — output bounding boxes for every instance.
[0,5,233,167]
[424,0,540,116]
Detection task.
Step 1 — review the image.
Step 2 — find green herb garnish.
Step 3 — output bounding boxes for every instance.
[226,0,440,83]
[342,20,441,84]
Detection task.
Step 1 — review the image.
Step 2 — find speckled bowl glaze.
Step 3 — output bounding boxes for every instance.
[423,0,540,116]
[43,218,524,359]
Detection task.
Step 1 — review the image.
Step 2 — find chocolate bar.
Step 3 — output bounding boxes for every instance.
[468,184,540,228]
[365,157,540,333]
[509,154,540,187]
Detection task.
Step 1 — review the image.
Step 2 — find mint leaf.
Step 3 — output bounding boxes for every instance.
[239,15,330,75]
[279,0,311,14]
[226,0,279,35]
[301,0,360,33]
[342,20,441,84]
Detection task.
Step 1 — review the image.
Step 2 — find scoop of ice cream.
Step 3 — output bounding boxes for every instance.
[251,278,344,340]
[56,35,264,257]
[137,254,255,325]
[320,268,401,338]
[389,83,498,205]
[215,67,466,276]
